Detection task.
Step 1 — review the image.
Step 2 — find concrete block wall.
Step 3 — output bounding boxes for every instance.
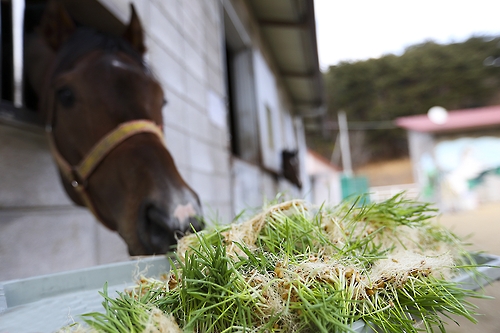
[0,124,128,281]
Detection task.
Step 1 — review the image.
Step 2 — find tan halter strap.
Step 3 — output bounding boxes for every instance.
[46,119,164,225]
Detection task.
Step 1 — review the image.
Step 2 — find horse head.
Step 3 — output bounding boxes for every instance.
[33,0,204,255]
[282,149,302,189]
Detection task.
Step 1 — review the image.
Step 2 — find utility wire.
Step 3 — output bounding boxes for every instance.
[323,120,397,130]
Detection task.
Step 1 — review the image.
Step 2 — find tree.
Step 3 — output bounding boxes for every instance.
[307,36,500,166]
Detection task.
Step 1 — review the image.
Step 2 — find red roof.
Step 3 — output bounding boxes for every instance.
[307,149,341,172]
[395,105,500,133]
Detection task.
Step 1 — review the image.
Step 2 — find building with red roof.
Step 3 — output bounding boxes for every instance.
[305,149,342,205]
[396,105,500,133]
[395,105,500,211]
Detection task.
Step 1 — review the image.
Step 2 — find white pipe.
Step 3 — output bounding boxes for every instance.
[12,0,25,107]
[338,110,353,176]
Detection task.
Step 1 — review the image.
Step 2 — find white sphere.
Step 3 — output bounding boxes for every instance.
[427,106,448,124]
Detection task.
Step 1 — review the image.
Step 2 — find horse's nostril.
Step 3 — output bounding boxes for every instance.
[146,205,167,227]
[142,204,177,254]
[141,203,202,254]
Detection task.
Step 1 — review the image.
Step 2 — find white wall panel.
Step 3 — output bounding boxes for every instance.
[0,125,70,207]
[148,40,186,96]
[231,159,263,215]
[253,50,282,172]
[0,208,127,281]
[183,41,206,83]
[184,72,207,110]
[188,138,215,174]
[151,0,181,28]
[185,103,212,142]
[150,2,185,62]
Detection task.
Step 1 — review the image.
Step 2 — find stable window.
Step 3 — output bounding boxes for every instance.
[0,0,123,128]
[0,0,39,126]
[265,104,274,151]
[224,4,261,165]
[0,1,12,103]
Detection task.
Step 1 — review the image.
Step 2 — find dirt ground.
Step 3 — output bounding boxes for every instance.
[436,202,500,333]
[355,158,414,186]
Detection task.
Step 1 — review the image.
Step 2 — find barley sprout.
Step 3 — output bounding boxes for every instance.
[64,194,491,333]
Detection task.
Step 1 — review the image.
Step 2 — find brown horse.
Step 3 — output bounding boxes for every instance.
[27,1,203,255]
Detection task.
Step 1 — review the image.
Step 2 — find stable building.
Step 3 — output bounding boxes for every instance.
[0,0,324,280]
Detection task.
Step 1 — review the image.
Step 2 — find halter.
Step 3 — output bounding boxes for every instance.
[46,117,164,227]
[42,41,166,227]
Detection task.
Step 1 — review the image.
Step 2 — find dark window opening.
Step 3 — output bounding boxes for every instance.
[0,0,124,127]
[223,7,260,165]
[23,0,46,111]
[225,45,240,157]
[1,1,13,103]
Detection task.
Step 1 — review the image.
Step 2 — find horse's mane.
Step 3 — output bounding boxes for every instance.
[51,27,146,78]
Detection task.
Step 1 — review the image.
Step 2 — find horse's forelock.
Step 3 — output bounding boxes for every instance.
[51,27,146,78]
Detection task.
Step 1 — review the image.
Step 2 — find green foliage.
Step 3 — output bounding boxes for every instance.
[312,36,500,163]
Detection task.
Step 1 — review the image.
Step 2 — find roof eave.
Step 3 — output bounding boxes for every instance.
[250,0,326,118]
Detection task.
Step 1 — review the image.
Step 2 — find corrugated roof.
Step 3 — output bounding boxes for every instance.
[249,0,325,117]
[395,105,500,133]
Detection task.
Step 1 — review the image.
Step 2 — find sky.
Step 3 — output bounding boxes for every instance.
[314,0,500,70]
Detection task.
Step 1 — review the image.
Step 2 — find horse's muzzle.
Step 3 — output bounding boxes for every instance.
[136,202,204,255]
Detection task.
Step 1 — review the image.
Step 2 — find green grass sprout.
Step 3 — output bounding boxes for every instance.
[62,194,492,333]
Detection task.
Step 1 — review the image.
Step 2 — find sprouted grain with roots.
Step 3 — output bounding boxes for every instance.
[63,194,490,333]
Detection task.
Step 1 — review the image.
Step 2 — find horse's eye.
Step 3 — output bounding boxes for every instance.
[56,87,76,108]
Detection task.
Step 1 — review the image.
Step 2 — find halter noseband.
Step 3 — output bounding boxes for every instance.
[46,119,164,227]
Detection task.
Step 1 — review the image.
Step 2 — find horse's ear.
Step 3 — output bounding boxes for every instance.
[123,4,146,55]
[38,0,75,51]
